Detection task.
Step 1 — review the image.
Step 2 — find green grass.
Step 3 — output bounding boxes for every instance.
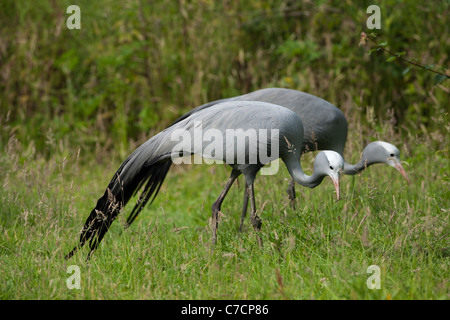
[0,137,448,300]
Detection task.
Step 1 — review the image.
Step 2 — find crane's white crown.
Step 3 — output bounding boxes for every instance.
[316,150,344,181]
[321,150,345,170]
[372,141,400,156]
[365,141,401,167]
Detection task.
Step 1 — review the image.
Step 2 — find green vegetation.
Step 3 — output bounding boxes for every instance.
[0,0,448,299]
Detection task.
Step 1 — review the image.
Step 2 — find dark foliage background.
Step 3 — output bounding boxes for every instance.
[0,0,448,160]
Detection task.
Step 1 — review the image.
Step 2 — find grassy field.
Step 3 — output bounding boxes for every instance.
[1,121,448,300]
[0,0,449,300]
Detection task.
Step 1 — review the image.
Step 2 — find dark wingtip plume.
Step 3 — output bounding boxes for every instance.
[64,188,121,260]
[65,246,78,260]
[66,156,172,259]
[126,160,172,226]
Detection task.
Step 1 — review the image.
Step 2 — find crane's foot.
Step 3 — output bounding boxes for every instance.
[211,205,219,246]
[289,199,296,211]
[256,233,263,248]
[238,218,245,233]
[251,215,263,248]
[286,180,296,210]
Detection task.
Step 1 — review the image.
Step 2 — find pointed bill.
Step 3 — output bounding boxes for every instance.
[333,177,340,200]
[329,170,341,200]
[393,161,410,184]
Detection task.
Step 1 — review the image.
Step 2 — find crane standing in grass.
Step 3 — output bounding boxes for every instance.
[172,88,410,230]
[66,101,344,259]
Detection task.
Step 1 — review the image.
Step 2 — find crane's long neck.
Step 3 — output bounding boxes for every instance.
[284,154,324,188]
[343,159,369,175]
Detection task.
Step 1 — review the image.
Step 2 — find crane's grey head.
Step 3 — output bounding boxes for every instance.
[314,150,344,200]
[363,141,410,183]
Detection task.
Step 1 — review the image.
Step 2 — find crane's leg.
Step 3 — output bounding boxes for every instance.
[239,182,249,232]
[287,178,296,210]
[211,169,240,245]
[242,178,296,233]
[247,183,263,247]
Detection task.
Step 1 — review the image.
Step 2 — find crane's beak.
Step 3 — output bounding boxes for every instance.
[333,177,340,200]
[330,172,340,201]
[389,158,410,184]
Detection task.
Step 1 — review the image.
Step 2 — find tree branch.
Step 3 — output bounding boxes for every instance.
[360,32,449,82]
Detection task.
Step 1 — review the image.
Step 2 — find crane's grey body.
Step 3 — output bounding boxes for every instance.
[176,88,347,156]
[66,101,344,259]
[175,88,409,177]
[136,101,302,183]
[174,88,409,180]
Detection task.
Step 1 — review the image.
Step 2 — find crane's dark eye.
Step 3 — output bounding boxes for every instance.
[329,166,334,170]
[390,153,394,157]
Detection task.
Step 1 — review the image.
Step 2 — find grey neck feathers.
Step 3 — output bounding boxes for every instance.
[343,159,369,175]
[284,155,325,188]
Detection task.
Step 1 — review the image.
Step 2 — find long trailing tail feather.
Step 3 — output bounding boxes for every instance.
[126,159,171,226]
[65,145,174,260]
[64,185,123,260]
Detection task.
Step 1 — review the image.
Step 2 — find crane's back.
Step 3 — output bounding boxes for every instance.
[174,88,348,154]
[168,101,304,176]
